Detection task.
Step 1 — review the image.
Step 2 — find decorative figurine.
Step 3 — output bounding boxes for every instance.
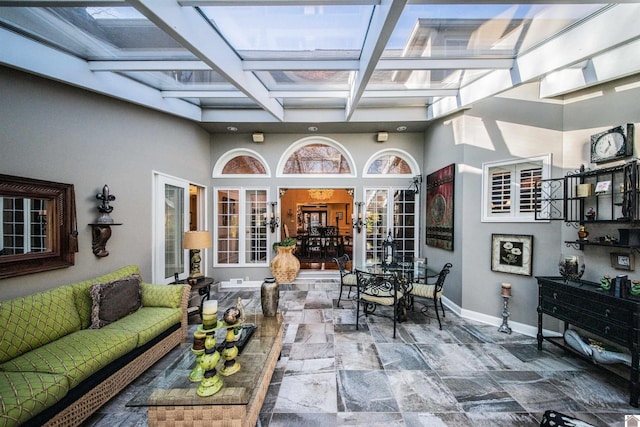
[585,207,596,221]
[577,225,589,241]
[600,275,611,291]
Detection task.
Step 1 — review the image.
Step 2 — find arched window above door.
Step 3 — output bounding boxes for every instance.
[364,149,419,177]
[278,136,355,177]
[212,149,270,177]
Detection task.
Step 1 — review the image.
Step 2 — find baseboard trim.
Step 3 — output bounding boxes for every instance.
[441,296,562,339]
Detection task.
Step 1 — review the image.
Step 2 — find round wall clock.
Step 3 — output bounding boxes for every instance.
[590,124,634,164]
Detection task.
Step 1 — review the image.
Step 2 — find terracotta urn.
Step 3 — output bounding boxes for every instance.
[269,245,300,284]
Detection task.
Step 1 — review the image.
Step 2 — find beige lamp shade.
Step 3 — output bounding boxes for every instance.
[183,231,212,249]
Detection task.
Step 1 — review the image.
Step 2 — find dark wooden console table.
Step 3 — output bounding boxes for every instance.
[536,276,640,407]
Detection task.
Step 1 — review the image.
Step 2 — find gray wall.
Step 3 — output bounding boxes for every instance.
[0,66,211,300]
[2,63,640,334]
[210,132,425,281]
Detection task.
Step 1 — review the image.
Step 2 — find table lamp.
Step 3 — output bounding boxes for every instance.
[183,230,211,278]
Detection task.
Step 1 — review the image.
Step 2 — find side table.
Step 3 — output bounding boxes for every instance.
[173,277,214,318]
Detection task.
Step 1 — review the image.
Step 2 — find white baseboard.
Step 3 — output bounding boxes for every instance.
[220,280,262,289]
[441,296,562,339]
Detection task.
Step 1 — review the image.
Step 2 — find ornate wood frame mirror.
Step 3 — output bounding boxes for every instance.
[0,174,77,279]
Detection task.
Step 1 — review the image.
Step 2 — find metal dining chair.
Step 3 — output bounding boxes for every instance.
[355,269,406,338]
[408,262,452,329]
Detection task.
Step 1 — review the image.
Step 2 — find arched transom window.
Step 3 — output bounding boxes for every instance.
[278,136,355,177]
[364,149,419,177]
[212,149,270,177]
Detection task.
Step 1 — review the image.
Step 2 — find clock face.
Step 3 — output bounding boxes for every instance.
[590,126,629,163]
[595,132,624,157]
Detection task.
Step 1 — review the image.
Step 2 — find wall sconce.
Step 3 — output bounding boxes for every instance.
[252,132,264,143]
[352,202,364,233]
[377,131,388,143]
[264,202,280,233]
[183,230,212,278]
[410,175,423,194]
[89,184,122,257]
[287,208,294,219]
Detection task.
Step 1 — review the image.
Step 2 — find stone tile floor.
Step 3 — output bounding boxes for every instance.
[83,277,638,426]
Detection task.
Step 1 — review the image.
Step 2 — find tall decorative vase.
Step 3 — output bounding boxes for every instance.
[269,245,300,284]
[261,277,279,317]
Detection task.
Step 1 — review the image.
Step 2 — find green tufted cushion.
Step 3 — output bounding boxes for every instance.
[104,307,182,346]
[0,371,69,427]
[0,329,138,389]
[141,283,184,308]
[0,285,81,364]
[70,265,142,329]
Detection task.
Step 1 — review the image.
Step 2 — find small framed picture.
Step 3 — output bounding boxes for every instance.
[611,252,635,271]
[491,234,533,276]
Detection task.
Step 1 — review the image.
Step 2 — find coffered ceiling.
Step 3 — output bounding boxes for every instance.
[1,1,639,134]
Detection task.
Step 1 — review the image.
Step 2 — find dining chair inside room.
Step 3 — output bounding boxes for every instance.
[408,262,452,330]
[355,269,406,338]
[333,254,356,307]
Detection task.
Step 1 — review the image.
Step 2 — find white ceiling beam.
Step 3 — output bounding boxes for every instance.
[0,0,124,4]
[89,61,211,71]
[271,91,349,98]
[376,58,514,70]
[346,0,407,120]
[0,27,202,121]
[429,3,640,119]
[540,39,640,98]
[364,89,457,97]
[129,0,284,121]
[162,91,249,98]
[243,60,360,71]
[179,0,380,5]
[90,57,513,72]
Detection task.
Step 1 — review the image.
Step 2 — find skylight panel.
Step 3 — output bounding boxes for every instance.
[0,7,196,61]
[199,5,373,60]
[384,4,607,59]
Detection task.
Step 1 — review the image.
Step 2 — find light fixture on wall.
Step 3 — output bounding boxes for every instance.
[377,131,388,143]
[352,202,364,233]
[264,202,280,233]
[90,184,122,258]
[252,132,264,143]
[409,175,423,194]
[183,230,211,278]
[308,188,334,200]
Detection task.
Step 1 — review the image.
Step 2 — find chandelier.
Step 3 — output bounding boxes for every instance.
[308,189,334,201]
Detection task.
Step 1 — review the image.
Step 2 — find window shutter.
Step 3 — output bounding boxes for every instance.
[491,170,511,213]
[519,167,542,213]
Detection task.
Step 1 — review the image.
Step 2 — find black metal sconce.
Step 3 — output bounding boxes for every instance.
[89,185,121,257]
[352,202,364,233]
[264,202,280,233]
[410,175,423,194]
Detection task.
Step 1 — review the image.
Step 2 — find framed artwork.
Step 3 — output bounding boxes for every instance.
[611,252,635,271]
[426,164,455,251]
[491,234,533,276]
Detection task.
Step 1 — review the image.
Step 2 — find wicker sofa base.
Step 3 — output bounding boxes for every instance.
[42,326,183,427]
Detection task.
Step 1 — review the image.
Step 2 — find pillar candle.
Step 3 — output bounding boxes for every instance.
[501,283,512,296]
[202,300,218,315]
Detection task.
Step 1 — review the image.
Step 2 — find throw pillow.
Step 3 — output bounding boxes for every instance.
[90,274,142,329]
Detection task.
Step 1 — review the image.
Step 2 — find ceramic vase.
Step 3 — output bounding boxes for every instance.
[261,277,279,317]
[269,245,300,284]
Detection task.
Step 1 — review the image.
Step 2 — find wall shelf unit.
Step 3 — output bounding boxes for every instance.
[536,160,640,251]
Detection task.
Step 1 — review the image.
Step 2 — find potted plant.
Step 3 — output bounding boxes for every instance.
[269,237,300,284]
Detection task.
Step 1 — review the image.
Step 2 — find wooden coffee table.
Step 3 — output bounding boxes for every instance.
[127,313,283,427]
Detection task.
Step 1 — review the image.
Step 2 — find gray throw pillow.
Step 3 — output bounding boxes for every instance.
[90,274,141,329]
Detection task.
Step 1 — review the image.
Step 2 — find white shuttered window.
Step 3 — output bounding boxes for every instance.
[482,155,550,222]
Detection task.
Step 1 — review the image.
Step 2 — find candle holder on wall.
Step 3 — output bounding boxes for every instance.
[264,202,279,233]
[89,184,121,257]
[352,202,364,233]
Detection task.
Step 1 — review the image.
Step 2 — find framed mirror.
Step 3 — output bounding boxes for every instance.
[0,174,77,279]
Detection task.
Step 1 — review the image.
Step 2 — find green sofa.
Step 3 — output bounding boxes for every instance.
[0,265,190,427]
